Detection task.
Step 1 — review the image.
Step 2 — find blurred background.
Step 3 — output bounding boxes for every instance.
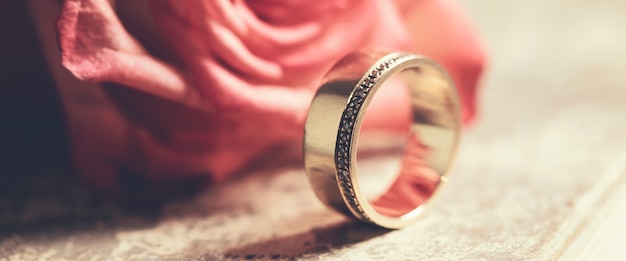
[466,0,626,128]
[1,0,625,259]
[0,1,70,175]
[462,0,626,258]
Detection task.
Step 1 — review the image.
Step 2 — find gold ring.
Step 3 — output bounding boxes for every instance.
[304,51,461,229]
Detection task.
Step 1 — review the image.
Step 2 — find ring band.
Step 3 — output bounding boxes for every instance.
[304,51,461,229]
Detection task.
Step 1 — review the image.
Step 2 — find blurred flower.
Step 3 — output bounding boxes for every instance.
[52,0,484,193]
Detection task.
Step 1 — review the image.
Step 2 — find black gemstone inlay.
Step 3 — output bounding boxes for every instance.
[333,53,411,218]
[339,133,349,143]
[355,88,366,98]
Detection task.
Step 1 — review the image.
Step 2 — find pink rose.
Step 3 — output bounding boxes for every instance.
[38,0,484,193]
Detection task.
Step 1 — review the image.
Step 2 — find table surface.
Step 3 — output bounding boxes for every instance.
[2,0,626,260]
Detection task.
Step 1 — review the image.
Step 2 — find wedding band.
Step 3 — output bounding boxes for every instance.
[304,51,461,229]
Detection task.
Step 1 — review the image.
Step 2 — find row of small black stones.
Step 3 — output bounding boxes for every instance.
[334,53,412,220]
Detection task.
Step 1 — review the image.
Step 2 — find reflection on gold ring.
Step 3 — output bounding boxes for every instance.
[304,51,461,229]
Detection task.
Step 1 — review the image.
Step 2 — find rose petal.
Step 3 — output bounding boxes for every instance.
[397,0,487,123]
[51,0,485,193]
[57,0,197,103]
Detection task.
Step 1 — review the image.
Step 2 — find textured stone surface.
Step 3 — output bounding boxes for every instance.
[2,0,626,260]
